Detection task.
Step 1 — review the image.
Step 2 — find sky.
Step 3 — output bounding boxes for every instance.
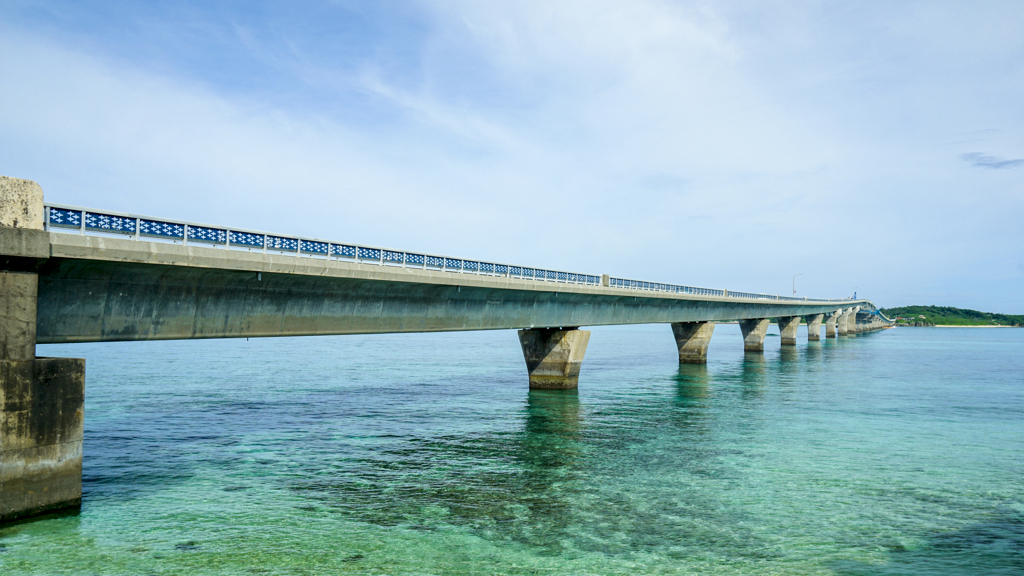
[2,1,1022,312]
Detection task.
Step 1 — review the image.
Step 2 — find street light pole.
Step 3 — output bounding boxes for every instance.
[793,273,803,296]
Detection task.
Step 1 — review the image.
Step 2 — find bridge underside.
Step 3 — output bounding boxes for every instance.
[36,258,868,343]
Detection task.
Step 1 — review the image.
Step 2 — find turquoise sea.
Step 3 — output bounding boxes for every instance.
[2,324,1022,575]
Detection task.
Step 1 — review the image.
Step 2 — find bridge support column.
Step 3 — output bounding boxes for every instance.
[825,310,841,338]
[518,328,590,390]
[671,322,715,364]
[837,308,853,336]
[778,316,801,346]
[1,176,86,524]
[844,306,861,334]
[806,314,824,341]
[739,318,770,352]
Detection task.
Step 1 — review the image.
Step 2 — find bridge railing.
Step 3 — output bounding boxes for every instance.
[727,290,780,301]
[43,203,857,303]
[609,278,725,297]
[606,280,848,303]
[43,204,603,286]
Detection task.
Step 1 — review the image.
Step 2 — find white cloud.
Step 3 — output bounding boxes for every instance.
[2,1,1023,310]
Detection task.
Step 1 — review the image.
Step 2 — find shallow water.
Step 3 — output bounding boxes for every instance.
[2,324,1022,575]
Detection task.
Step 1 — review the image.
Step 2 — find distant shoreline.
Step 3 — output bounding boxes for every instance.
[903,325,1021,328]
[882,306,1023,328]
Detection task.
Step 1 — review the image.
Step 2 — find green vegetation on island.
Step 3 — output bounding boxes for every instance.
[881,305,1024,327]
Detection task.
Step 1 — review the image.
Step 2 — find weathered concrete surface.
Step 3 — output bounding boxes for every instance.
[855,310,887,333]
[518,329,590,390]
[844,306,861,334]
[0,177,44,231]
[826,310,841,338]
[739,318,770,352]
[0,227,50,268]
[0,275,84,525]
[670,322,715,364]
[837,308,853,335]
[26,232,875,342]
[1,179,85,525]
[778,316,801,346]
[1,358,85,523]
[0,272,38,361]
[806,314,824,341]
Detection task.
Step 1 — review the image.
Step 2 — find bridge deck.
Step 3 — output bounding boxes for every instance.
[34,231,871,343]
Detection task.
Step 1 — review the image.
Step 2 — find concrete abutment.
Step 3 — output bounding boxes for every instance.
[1,176,86,525]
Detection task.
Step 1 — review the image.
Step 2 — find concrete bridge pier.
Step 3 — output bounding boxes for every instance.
[778,316,801,346]
[1,177,86,524]
[847,306,862,334]
[670,322,716,364]
[806,314,824,341]
[518,328,591,390]
[859,310,884,333]
[837,308,853,336]
[825,310,841,338]
[739,318,770,352]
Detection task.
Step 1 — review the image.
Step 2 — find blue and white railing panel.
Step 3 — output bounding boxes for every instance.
[141,219,185,239]
[229,231,263,248]
[332,245,357,258]
[268,236,298,251]
[43,203,850,301]
[187,225,226,244]
[85,212,135,234]
[300,240,328,255]
[47,207,82,228]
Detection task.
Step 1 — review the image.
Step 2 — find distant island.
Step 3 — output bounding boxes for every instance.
[881,305,1024,327]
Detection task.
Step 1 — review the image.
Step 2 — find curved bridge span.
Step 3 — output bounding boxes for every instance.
[1,176,892,523]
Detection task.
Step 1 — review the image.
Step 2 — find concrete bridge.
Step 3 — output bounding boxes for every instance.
[0,176,893,523]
